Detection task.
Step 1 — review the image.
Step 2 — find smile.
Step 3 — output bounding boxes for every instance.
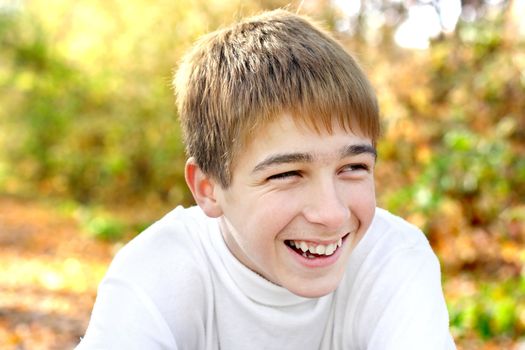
[285,234,348,259]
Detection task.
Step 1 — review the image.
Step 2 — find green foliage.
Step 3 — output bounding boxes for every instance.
[74,204,152,241]
[83,215,126,242]
[385,120,522,227]
[448,277,525,339]
[0,7,191,205]
[379,16,524,234]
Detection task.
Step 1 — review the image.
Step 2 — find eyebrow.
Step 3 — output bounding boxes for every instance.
[252,143,377,173]
[340,144,377,159]
[252,153,313,173]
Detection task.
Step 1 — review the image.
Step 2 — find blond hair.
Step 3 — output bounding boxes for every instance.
[174,9,380,187]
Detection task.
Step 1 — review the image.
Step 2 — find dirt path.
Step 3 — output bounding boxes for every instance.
[0,196,113,350]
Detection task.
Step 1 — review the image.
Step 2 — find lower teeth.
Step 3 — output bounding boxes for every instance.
[302,252,317,259]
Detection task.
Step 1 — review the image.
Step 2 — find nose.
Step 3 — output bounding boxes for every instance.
[302,179,350,230]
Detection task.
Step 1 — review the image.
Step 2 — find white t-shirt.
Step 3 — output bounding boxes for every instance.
[76,206,455,349]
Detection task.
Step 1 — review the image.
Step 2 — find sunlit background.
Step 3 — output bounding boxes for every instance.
[0,0,524,349]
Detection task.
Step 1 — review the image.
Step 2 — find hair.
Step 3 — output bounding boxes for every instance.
[174,9,380,188]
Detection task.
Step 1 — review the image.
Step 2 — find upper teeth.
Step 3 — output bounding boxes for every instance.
[289,238,343,256]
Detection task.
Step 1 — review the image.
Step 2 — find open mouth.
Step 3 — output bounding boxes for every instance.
[284,233,350,259]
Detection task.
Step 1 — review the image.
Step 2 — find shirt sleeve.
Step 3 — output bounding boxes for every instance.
[75,277,178,350]
[361,247,456,350]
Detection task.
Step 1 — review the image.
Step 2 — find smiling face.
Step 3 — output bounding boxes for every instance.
[190,113,377,298]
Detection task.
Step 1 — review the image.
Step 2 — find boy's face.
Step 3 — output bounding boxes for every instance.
[213,113,377,298]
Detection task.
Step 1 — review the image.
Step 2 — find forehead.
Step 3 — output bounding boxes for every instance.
[234,113,373,164]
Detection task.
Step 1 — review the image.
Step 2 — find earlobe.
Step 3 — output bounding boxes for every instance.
[185,158,223,218]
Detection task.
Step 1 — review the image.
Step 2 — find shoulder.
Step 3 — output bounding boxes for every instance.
[352,207,439,283]
[79,206,218,348]
[361,207,440,280]
[351,207,437,272]
[109,205,212,273]
[343,207,440,298]
[102,205,217,317]
[370,207,431,251]
[342,208,451,348]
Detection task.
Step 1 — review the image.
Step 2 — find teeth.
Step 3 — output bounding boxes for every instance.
[290,237,344,257]
[325,243,336,255]
[299,241,309,252]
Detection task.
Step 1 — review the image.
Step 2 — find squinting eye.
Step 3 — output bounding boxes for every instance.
[267,171,300,181]
[352,164,369,171]
[344,163,370,172]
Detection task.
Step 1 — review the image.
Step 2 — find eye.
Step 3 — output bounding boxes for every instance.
[267,170,301,181]
[350,163,370,171]
[340,163,370,174]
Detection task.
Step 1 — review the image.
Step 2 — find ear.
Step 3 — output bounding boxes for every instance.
[185,158,223,218]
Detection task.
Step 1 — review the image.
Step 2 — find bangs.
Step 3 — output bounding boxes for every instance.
[235,50,380,147]
[223,14,380,147]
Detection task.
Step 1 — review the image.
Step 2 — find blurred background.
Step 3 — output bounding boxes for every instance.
[0,0,523,348]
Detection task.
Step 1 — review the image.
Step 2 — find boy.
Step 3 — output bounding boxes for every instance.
[76,9,455,349]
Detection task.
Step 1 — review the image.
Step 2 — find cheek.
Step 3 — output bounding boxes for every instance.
[345,184,376,249]
[240,194,300,242]
[347,181,376,221]
[255,200,298,235]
